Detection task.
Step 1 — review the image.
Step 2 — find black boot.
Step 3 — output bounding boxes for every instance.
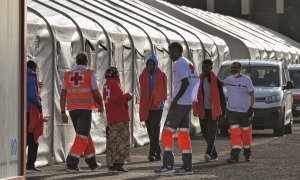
[154,153,161,161]
[226,148,240,163]
[113,163,129,173]
[244,148,252,162]
[148,154,156,162]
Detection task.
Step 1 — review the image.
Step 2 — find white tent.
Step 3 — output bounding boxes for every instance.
[27,0,231,166]
[27,0,300,167]
[152,0,300,63]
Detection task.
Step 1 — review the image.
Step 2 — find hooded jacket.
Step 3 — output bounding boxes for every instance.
[139,55,167,122]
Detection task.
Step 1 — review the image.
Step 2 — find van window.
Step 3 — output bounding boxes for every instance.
[289,70,300,88]
[218,65,279,87]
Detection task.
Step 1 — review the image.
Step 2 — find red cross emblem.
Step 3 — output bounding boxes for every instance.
[103,85,110,103]
[70,72,83,86]
[189,63,195,74]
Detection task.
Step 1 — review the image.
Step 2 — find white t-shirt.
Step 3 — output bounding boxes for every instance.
[172,57,200,105]
[223,75,254,112]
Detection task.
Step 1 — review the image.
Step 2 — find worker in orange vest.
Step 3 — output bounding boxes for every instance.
[60,52,104,172]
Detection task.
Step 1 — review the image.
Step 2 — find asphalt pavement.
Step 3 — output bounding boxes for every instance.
[27,120,300,180]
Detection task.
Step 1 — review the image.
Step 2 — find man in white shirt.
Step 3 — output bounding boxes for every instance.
[223,61,255,163]
[155,42,200,176]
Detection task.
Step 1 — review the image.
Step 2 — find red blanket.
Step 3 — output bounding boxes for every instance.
[193,71,222,120]
[139,68,167,121]
[28,102,45,143]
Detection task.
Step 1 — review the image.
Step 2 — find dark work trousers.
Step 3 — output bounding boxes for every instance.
[145,109,163,157]
[199,109,218,159]
[67,109,95,168]
[27,112,39,169]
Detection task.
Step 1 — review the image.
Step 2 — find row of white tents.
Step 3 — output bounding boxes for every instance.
[27,0,300,166]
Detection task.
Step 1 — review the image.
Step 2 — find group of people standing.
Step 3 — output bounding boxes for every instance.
[26,42,255,176]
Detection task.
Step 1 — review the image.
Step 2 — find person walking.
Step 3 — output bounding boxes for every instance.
[26,60,44,173]
[193,59,226,162]
[139,55,167,162]
[60,52,104,172]
[155,42,200,176]
[103,66,132,173]
[223,61,255,163]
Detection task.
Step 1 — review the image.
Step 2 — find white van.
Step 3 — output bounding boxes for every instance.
[218,60,294,136]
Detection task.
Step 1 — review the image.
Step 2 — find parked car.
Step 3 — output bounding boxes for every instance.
[288,64,300,117]
[218,60,294,136]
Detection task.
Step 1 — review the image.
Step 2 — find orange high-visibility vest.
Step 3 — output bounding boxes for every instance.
[64,69,98,110]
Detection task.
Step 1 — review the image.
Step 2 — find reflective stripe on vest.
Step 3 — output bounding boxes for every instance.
[67,99,96,104]
[64,69,97,110]
[66,88,92,93]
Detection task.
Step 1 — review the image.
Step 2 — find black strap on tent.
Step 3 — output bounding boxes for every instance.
[123,45,145,58]
[154,45,164,53]
[205,50,212,58]
[56,41,61,55]
[135,49,145,58]
[163,48,169,54]
[98,41,108,51]
[85,39,95,52]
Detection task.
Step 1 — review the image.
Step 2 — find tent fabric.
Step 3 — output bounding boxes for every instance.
[153,0,300,63]
[27,0,300,167]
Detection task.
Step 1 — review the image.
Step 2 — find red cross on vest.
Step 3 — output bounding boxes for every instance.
[70,72,83,86]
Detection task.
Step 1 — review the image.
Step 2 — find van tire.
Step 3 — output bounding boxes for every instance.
[273,114,285,137]
[285,118,293,134]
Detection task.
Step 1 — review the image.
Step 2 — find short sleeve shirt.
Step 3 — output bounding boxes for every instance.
[172,57,200,105]
[223,75,254,112]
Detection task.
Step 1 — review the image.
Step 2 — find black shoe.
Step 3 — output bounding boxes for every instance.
[154,155,161,161]
[67,167,81,172]
[113,163,129,172]
[226,157,239,163]
[108,166,118,174]
[26,166,41,173]
[148,156,156,162]
[90,162,102,171]
[116,167,129,172]
[245,156,252,162]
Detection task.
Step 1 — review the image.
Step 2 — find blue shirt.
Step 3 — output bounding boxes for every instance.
[27,67,42,112]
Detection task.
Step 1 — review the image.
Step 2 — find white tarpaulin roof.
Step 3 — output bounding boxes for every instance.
[154,0,300,64]
[28,0,230,166]
[27,0,300,167]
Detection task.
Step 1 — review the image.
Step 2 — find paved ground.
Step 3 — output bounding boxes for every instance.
[27,120,300,180]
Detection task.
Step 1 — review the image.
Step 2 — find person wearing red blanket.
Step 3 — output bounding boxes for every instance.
[26,60,44,173]
[139,55,167,162]
[60,52,104,172]
[103,66,133,173]
[193,59,226,163]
